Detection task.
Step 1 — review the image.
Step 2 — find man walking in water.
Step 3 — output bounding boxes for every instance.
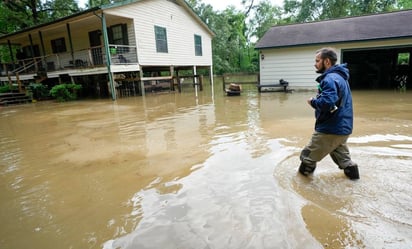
[299,47,359,180]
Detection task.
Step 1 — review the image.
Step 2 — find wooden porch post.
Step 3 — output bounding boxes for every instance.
[210,65,214,97]
[170,65,174,90]
[7,74,12,87]
[7,40,15,73]
[39,31,47,69]
[175,69,179,92]
[193,65,198,98]
[28,34,38,71]
[66,23,75,64]
[139,65,145,96]
[16,73,22,93]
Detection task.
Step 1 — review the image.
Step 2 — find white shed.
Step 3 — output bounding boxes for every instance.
[256,10,412,90]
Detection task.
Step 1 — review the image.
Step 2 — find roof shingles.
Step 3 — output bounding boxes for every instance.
[256,9,412,49]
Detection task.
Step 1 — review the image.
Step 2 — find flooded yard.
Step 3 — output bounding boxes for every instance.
[1,83,411,249]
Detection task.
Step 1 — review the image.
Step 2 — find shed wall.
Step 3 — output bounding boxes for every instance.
[259,38,412,89]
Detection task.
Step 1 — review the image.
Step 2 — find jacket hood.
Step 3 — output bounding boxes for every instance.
[316,63,349,82]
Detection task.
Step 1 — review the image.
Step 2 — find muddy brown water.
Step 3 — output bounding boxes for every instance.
[1,83,411,249]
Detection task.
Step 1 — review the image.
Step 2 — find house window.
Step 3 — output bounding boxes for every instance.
[108,24,129,53]
[194,35,202,56]
[112,25,124,45]
[109,24,128,46]
[51,38,66,53]
[22,45,40,57]
[154,26,168,53]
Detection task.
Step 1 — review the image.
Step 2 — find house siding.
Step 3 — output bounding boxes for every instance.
[0,0,215,85]
[260,46,318,87]
[105,0,213,67]
[259,38,412,88]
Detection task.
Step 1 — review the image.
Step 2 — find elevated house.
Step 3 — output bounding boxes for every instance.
[256,10,412,90]
[0,0,215,99]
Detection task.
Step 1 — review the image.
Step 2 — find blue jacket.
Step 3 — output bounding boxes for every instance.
[310,63,353,135]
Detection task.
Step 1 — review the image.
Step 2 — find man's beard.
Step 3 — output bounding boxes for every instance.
[316,62,326,74]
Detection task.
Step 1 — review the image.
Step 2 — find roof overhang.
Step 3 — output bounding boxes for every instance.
[0,7,101,44]
[255,9,412,50]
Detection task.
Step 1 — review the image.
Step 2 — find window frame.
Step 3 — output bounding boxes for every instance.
[51,37,67,53]
[194,34,202,56]
[154,26,168,53]
[111,24,125,45]
[108,24,129,53]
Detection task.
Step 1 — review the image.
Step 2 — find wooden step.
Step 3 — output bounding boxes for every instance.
[0,93,32,105]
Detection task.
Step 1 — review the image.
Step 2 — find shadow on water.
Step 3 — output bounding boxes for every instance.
[1,85,411,249]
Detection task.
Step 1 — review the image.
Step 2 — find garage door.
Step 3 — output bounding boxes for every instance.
[342,47,411,89]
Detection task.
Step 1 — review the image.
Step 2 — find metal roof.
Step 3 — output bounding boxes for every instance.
[255,9,412,49]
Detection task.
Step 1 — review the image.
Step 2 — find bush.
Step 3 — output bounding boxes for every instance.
[27,83,49,100]
[50,83,82,102]
[0,84,18,93]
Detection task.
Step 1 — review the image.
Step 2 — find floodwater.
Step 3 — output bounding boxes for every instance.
[1,82,411,249]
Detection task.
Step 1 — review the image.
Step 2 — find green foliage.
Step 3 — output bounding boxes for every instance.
[27,83,50,100]
[397,0,412,9]
[49,83,82,102]
[283,0,399,23]
[0,4,16,35]
[0,0,80,34]
[43,0,80,20]
[1,0,48,30]
[0,84,17,93]
[85,0,124,8]
[249,0,283,41]
[397,53,410,65]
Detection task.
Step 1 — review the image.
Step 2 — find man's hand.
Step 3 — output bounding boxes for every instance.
[307,97,314,106]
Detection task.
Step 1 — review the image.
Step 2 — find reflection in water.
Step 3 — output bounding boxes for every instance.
[0,86,411,249]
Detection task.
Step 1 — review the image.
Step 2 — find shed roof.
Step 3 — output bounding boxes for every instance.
[255,9,412,49]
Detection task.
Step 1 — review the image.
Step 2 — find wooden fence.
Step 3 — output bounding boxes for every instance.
[222,73,259,92]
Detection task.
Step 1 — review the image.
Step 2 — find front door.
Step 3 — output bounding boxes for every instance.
[88,30,103,65]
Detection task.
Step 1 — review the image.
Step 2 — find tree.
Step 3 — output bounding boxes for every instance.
[43,0,80,20]
[0,0,80,33]
[283,0,322,22]
[242,0,283,72]
[187,0,249,74]
[85,0,124,8]
[0,3,14,35]
[1,0,45,30]
[211,7,247,74]
[248,0,283,41]
[397,0,412,8]
[283,0,399,23]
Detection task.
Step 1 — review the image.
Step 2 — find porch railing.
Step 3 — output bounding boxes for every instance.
[1,44,138,76]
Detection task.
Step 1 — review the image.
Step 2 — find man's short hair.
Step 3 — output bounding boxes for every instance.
[316,47,337,65]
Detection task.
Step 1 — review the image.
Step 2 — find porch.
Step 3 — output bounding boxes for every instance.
[0,44,138,83]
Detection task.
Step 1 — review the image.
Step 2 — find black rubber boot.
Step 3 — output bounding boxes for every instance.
[343,165,360,180]
[298,162,316,176]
